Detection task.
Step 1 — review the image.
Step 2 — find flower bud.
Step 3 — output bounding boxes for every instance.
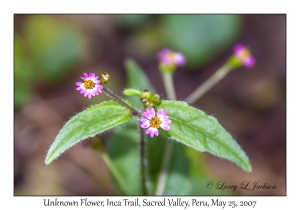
[158,48,186,72]
[150,93,162,106]
[141,89,150,99]
[100,72,110,84]
[232,44,255,68]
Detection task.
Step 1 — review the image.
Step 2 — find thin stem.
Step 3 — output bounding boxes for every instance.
[155,71,176,195]
[185,64,232,104]
[155,139,173,195]
[101,151,129,195]
[162,71,176,100]
[102,87,140,116]
[140,126,147,195]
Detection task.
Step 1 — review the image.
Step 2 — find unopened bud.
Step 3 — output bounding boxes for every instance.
[141,90,150,99]
[100,72,110,84]
[150,93,162,106]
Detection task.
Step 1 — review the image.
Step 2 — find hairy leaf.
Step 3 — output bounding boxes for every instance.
[158,100,252,172]
[45,100,132,165]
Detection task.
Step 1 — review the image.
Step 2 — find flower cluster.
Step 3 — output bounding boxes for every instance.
[140,107,171,137]
[158,48,186,71]
[233,43,255,68]
[76,73,103,99]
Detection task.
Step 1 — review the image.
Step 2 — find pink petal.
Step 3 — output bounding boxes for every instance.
[174,53,186,67]
[143,109,152,119]
[233,43,244,55]
[157,109,165,116]
[146,127,158,137]
[140,118,148,123]
[161,124,170,130]
[141,121,150,128]
[150,107,156,118]
[244,56,256,68]
[76,82,82,86]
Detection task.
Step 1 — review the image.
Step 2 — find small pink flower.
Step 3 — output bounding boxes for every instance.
[140,107,172,138]
[158,48,186,67]
[76,73,103,99]
[233,43,255,68]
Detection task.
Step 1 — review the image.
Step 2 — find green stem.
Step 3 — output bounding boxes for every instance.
[140,126,147,195]
[155,71,176,195]
[102,87,140,116]
[185,64,232,104]
[101,151,129,195]
[162,71,176,100]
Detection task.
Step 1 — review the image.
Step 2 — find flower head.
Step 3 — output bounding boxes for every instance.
[76,73,103,99]
[140,107,171,137]
[233,43,255,68]
[158,48,186,68]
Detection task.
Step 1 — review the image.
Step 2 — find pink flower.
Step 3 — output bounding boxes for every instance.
[140,107,172,137]
[233,43,255,68]
[158,48,186,67]
[76,73,103,99]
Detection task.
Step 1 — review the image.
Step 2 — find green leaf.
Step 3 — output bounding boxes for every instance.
[45,100,132,165]
[186,147,231,195]
[147,136,192,195]
[125,59,155,108]
[107,119,141,195]
[161,15,241,68]
[158,100,252,172]
[107,60,156,195]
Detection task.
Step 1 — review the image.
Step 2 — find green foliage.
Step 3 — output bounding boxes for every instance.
[108,59,154,195]
[125,59,155,108]
[161,15,241,67]
[14,35,33,109]
[115,15,153,29]
[158,100,252,172]
[45,100,132,165]
[107,119,141,195]
[24,15,86,82]
[14,15,86,109]
[186,148,231,195]
[109,60,193,195]
[147,136,192,195]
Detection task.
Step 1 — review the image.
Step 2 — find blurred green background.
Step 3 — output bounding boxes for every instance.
[14,14,286,195]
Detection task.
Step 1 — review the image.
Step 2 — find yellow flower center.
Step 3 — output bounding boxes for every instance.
[149,116,161,128]
[84,80,95,89]
[239,49,251,60]
[167,52,176,63]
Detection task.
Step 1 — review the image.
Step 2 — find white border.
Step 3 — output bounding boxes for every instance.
[4,0,296,209]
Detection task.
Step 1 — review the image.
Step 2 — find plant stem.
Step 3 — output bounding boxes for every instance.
[155,71,176,195]
[185,64,232,104]
[102,87,140,116]
[155,139,173,195]
[140,126,147,195]
[101,151,129,195]
[162,71,176,100]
